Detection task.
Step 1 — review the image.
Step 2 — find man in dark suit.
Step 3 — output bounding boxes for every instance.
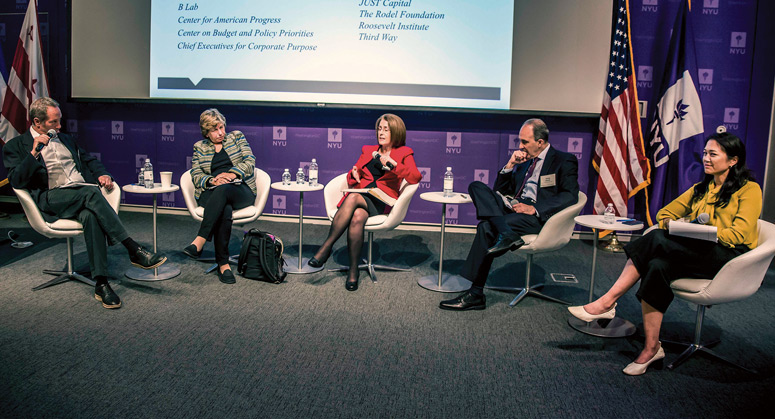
[2,97,167,309]
[440,118,579,311]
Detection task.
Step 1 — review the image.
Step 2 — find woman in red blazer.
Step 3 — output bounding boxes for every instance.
[308,113,421,291]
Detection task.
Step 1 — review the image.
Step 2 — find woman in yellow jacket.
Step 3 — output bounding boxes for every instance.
[568,132,762,375]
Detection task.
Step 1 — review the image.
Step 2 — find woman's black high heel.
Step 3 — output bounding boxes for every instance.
[307,249,331,268]
[345,270,359,291]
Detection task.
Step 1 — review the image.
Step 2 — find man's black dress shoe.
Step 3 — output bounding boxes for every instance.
[486,234,525,256]
[182,244,202,259]
[94,282,121,309]
[439,291,486,311]
[218,269,236,284]
[130,247,167,269]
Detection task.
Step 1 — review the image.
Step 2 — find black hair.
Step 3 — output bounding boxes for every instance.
[691,132,755,208]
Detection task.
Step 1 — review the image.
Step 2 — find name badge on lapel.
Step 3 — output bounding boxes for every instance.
[540,174,556,188]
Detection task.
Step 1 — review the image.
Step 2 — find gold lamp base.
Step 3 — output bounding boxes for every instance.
[599,232,626,253]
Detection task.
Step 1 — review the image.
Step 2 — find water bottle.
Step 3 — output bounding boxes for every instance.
[282,169,292,185]
[308,158,319,186]
[603,203,616,224]
[137,161,145,187]
[443,167,454,197]
[296,167,305,184]
[143,158,154,189]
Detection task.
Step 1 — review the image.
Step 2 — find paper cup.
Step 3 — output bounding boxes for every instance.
[160,171,173,188]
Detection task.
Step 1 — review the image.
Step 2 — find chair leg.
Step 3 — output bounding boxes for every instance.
[33,237,96,291]
[328,232,409,283]
[488,254,571,306]
[666,305,757,373]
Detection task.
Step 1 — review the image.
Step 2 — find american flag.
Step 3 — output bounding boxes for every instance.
[0,0,50,145]
[593,0,650,219]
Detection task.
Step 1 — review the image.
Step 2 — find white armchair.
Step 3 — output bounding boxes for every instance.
[664,219,775,372]
[323,173,419,283]
[487,192,588,306]
[13,185,121,290]
[180,169,271,273]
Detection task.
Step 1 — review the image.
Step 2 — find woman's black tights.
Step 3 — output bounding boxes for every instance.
[313,193,370,280]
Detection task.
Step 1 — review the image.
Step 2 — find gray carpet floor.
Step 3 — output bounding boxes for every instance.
[0,211,773,418]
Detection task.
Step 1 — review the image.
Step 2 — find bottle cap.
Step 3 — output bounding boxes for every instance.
[312,158,317,162]
[446,167,452,171]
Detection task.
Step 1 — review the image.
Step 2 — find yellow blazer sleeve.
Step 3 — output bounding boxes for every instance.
[656,184,696,229]
[717,182,762,248]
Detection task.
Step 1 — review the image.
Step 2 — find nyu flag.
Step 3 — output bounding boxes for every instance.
[647,0,704,223]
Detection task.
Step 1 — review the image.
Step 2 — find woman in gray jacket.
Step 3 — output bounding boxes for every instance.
[183,108,257,284]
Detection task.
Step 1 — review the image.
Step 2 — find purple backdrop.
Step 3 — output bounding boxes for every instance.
[0,0,773,227]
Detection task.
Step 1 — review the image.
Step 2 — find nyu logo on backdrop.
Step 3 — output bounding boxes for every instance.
[0,23,6,40]
[698,69,714,91]
[702,0,719,15]
[111,121,124,140]
[91,152,101,162]
[328,128,342,149]
[135,154,148,169]
[508,134,519,151]
[186,156,193,170]
[418,167,432,189]
[161,122,175,142]
[446,132,462,154]
[730,32,746,54]
[162,192,175,207]
[272,126,287,147]
[272,195,287,214]
[568,137,583,160]
[67,119,78,133]
[642,0,658,12]
[723,107,740,130]
[446,204,459,225]
[300,161,311,178]
[637,66,653,88]
[473,169,489,185]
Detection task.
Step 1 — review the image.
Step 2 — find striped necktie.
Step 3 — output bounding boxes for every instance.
[516,158,538,198]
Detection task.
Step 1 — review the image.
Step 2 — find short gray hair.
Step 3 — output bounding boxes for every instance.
[29,97,60,123]
[522,118,549,142]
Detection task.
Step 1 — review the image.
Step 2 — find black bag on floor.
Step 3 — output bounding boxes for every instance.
[237,229,287,284]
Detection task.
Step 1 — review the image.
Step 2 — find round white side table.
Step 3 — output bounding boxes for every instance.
[122,183,181,281]
[417,191,474,292]
[570,214,644,337]
[270,182,325,274]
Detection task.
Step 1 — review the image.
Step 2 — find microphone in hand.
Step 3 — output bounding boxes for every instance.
[35,129,58,152]
[689,213,710,225]
[372,151,395,170]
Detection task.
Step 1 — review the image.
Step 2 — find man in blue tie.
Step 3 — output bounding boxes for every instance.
[440,119,579,311]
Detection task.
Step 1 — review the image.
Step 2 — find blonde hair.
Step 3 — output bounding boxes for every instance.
[376,113,406,147]
[199,108,226,138]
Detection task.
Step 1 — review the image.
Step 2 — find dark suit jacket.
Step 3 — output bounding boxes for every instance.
[2,130,111,220]
[492,146,579,223]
